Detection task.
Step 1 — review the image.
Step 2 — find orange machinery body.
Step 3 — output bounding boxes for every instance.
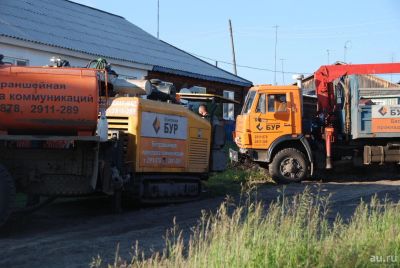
[105,97,212,174]
[234,85,303,150]
[0,66,99,136]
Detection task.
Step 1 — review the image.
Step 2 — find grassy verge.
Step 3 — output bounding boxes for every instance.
[203,142,274,196]
[203,166,273,196]
[93,188,400,267]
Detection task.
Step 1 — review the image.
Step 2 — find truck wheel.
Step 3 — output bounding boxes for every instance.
[0,165,16,227]
[270,148,308,184]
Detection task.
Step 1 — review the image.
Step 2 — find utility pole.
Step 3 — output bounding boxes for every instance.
[157,0,160,39]
[279,58,286,85]
[215,61,218,67]
[229,19,237,75]
[326,49,330,65]
[273,25,279,85]
[344,40,351,62]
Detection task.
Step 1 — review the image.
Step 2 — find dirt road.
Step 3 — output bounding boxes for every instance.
[1,178,400,268]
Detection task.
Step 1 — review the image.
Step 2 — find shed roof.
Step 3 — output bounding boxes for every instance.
[0,0,252,87]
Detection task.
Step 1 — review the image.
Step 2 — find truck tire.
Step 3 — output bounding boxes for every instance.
[270,148,308,184]
[0,165,16,227]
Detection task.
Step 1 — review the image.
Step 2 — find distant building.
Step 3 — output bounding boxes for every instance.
[0,0,252,119]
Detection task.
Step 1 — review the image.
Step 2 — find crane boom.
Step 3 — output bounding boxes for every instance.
[315,63,400,116]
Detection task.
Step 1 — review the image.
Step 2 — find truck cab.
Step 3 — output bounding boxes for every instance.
[233,63,400,184]
[233,85,314,183]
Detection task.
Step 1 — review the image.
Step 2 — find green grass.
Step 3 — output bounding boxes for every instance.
[203,166,273,196]
[203,141,274,196]
[92,188,400,268]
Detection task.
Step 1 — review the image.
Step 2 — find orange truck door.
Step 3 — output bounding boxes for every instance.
[249,91,295,149]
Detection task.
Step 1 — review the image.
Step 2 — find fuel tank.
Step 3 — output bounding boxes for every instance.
[0,66,99,135]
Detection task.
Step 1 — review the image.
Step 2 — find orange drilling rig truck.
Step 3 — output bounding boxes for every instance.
[0,58,231,227]
[231,63,400,183]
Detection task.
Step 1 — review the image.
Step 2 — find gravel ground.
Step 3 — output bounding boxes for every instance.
[1,175,400,268]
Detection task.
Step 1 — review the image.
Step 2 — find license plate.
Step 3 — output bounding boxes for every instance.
[229,148,239,162]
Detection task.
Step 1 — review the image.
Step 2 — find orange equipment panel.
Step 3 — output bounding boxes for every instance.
[0,66,99,135]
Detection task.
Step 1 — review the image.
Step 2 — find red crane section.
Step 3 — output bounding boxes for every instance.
[314,63,400,169]
[315,63,400,115]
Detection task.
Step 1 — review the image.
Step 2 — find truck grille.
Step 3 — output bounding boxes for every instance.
[188,138,208,167]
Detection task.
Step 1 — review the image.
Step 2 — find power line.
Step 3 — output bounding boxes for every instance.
[189,52,312,75]
[231,18,400,32]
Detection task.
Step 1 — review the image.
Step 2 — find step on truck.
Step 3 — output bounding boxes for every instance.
[231,63,400,183]
[0,59,232,228]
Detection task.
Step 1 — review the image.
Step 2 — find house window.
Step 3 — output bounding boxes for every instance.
[223,90,235,120]
[3,56,29,66]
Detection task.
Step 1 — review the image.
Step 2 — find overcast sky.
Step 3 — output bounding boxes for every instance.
[72,0,400,84]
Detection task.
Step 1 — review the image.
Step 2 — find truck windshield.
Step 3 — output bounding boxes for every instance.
[241,91,256,114]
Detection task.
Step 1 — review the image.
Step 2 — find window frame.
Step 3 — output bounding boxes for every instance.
[223,90,235,120]
[267,93,287,113]
[241,90,257,115]
[255,93,266,114]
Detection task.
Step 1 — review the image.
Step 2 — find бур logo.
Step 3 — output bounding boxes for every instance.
[153,117,161,133]
[379,106,388,116]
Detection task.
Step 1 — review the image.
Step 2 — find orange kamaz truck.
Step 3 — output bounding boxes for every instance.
[231,63,400,183]
[0,59,231,227]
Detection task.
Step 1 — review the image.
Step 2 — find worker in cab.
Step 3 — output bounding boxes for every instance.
[276,95,287,112]
[198,104,210,118]
[198,104,221,126]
